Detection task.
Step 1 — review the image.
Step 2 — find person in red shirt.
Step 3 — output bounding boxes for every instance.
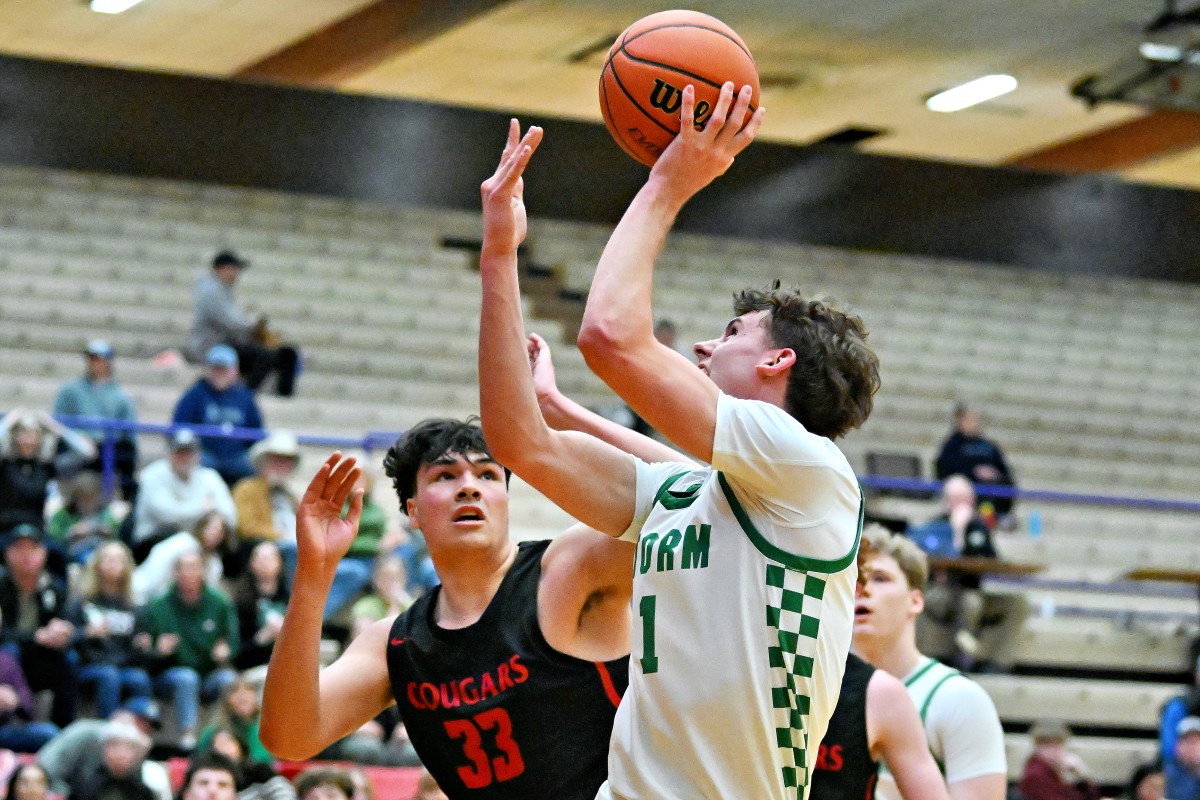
[1018,720,1108,800]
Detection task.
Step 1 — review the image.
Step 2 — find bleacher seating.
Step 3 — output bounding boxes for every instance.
[2,162,1197,787]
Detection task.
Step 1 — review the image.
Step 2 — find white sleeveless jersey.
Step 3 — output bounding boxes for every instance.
[599,394,863,800]
[875,657,1006,799]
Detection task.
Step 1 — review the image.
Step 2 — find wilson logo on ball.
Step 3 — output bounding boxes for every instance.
[648,79,715,130]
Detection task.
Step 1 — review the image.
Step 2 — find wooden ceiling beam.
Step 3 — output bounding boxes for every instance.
[1006,108,1200,173]
[235,0,512,87]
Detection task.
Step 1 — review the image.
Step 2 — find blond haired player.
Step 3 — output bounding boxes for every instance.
[477,80,879,800]
[853,526,1007,800]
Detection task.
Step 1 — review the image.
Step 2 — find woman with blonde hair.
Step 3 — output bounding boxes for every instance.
[66,541,152,717]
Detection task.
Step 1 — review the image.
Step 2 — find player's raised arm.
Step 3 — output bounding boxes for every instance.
[478,120,638,538]
[260,454,394,760]
[577,82,765,463]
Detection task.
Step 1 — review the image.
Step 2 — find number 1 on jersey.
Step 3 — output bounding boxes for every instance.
[639,594,659,674]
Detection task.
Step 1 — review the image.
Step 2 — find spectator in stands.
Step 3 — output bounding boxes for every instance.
[0,408,96,533]
[349,556,412,639]
[410,770,448,800]
[201,727,292,800]
[852,525,1007,800]
[197,678,271,766]
[0,523,78,727]
[52,339,140,503]
[173,345,265,487]
[66,719,156,800]
[232,541,288,672]
[7,763,51,800]
[0,648,58,752]
[131,429,236,559]
[133,510,231,605]
[934,401,1016,519]
[1168,717,1200,800]
[39,698,169,800]
[47,471,119,565]
[338,471,407,607]
[293,767,354,800]
[908,473,995,664]
[190,251,299,398]
[179,751,240,800]
[1160,654,1200,767]
[1126,763,1165,800]
[138,549,239,750]
[66,541,153,718]
[231,431,300,546]
[1018,719,1105,800]
[346,768,373,800]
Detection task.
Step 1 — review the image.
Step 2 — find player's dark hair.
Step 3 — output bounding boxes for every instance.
[734,283,879,440]
[178,751,241,800]
[383,417,512,509]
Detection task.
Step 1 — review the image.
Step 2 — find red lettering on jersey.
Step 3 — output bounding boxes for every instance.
[479,672,497,700]
[441,681,462,709]
[815,743,844,771]
[418,683,440,710]
[497,663,514,692]
[407,683,425,710]
[509,654,529,684]
[460,676,479,705]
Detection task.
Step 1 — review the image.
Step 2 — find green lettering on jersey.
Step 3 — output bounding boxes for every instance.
[657,529,682,572]
[681,524,710,569]
[639,532,659,575]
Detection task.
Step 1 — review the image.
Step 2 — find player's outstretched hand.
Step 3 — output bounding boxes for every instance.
[527,332,561,406]
[480,118,544,258]
[651,81,765,204]
[296,453,363,582]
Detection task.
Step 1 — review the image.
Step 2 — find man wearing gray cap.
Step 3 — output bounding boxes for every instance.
[53,339,140,501]
[131,429,236,559]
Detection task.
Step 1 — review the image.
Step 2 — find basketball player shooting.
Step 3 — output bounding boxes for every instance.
[478,82,880,800]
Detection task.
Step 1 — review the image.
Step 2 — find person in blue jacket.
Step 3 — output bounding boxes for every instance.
[172,345,264,487]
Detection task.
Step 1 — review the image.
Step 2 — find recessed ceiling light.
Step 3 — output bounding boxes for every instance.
[89,0,145,14]
[925,74,1018,113]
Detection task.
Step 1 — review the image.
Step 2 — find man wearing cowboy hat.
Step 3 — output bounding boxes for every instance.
[231,432,365,619]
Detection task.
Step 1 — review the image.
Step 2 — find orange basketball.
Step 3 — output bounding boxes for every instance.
[599,10,760,167]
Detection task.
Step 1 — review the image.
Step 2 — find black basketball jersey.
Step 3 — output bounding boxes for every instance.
[809,652,878,800]
[386,540,629,800]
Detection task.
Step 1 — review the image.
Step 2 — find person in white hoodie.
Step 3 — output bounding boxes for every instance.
[131,429,235,560]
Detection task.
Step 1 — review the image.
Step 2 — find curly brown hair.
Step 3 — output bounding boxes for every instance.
[734,284,880,439]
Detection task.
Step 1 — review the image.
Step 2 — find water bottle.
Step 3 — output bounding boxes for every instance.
[1028,509,1042,540]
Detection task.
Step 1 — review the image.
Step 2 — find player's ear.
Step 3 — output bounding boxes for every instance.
[405,498,420,529]
[756,347,796,378]
[909,589,925,617]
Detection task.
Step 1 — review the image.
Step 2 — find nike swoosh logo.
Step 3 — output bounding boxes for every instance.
[391,638,406,646]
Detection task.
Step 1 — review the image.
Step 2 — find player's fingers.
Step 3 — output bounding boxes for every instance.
[705,82,736,135]
[719,85,754,143]
[734,106,766,149]
[679,85,696,136]
[326,455,358,500]
[301,455,339,504]
[331,464,362,508]
[501,118,520,161]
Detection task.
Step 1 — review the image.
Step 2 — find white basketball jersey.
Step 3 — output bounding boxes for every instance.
[600,395,863,800]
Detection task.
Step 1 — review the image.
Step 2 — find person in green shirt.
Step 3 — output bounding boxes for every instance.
[328,471,409,618]
[136,550,239,750]
[196,677,271,765]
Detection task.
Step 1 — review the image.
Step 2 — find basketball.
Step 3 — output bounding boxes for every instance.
[599,10,760,167]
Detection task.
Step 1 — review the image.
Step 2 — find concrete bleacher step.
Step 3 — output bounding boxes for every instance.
[977,674,1177,731]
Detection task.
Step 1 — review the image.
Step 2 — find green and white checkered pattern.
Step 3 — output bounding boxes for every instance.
[765,562,825,798]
